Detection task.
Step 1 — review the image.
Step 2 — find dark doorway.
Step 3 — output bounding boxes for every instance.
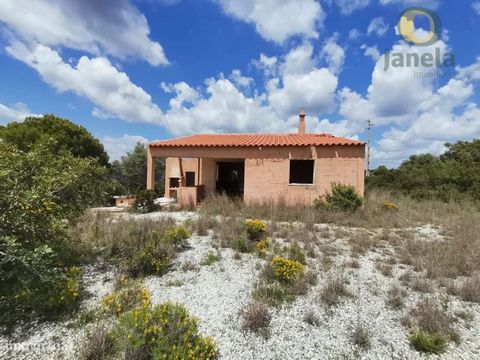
[185,171,195,187]
[216,161,244,197]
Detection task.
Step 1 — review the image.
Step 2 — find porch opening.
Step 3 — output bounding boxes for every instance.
[289,160,315,185]
[216,161,245,197]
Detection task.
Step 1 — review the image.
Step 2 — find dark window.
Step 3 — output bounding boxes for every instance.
[185,171,195,187]
[289,160,314,184]
[169,177,179,188]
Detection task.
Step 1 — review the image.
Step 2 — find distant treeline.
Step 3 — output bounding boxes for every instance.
[368,139,480,202]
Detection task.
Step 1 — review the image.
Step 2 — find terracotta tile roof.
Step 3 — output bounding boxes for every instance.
[150,133,364,148]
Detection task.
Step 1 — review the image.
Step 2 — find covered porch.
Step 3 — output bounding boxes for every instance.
[147,145,247,207]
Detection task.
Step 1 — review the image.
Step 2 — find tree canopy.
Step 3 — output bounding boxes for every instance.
[0,114,109,166]
[111,142,164,195]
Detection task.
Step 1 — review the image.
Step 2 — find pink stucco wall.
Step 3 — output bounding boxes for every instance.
[157,145,365,206]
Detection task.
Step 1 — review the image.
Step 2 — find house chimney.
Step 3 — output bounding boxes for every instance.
[298,108,306,134]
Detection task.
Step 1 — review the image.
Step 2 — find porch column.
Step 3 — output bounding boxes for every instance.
[146,145,155,191]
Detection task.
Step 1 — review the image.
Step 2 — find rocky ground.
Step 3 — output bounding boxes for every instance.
[2,211,480,360]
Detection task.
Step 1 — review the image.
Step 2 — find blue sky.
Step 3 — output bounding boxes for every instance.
[0,0,479,167]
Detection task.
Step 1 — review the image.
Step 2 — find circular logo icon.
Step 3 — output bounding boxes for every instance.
[398,7,442,46]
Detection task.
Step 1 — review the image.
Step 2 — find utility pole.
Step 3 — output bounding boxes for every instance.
[366,120,374,177]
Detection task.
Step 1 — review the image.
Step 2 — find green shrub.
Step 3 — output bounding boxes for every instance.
[163,226,191,247]
[101,278,151,316]
[288,243,306,264]
[133,190,157,213]
[243,219,267,241]
[234,235,254,253]
[271,256,304,283]
[200,251,221,266]
[314,183,363,212]
[129,241,172,277]
[114,302,217,359]
[408,330,447,354]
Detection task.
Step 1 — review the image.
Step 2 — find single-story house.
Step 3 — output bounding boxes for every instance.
[147,111,365,206]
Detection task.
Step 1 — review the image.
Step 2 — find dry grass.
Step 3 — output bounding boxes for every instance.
[76,323,116,360]
[375,262,393,277]
[319,274,352,306]
[352,322,372,350]
[456,274,480,304]
[386,284,407,309]
[397,215,480,280]
[304,310,321,327]
[241,301,271,336]
[403,298,460,344]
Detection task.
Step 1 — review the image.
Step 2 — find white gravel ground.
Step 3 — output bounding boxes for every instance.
[2,212,480,360]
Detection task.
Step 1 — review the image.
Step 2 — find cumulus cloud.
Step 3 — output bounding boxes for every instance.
[361,44,381,61]
[101,134,149,161]
[0,102,40,124]
[342,39,479,167]
[0,0,167,66]
[321,36,345,75]
[159,42,343,136]
[6,42,163,125]
[367,17,389,37]
[214,0,324,43]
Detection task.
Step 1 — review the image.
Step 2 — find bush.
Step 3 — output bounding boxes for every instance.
[408,330,447,354]
[271,256,304,283]
[314,183,363,212]
[234,235,255,253]
[241,301,271,336]
[101,278,151,316]
[0,140,107,327]
[129,241,172,277]
[133,190,157,213]
[382,200,399,211]
[403,299,459,353]
[255,238,270,257]
[114,302,217,359]
[243,219,267,241]
[163,226,191,248]
[288,243,306,264]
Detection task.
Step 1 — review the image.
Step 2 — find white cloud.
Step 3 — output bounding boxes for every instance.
[161,81,199,109]
[321,36,345,75]
[163,77,283,135]
[375,105,480,167]
[361,44,381,61]
[473,2,480,15]
[456,57,480,82]
[6,42,164,125]
[332,0,370,15]
[215,0,324,43]
[0,102,40,124]
[252,54,278,77]
[0,0,167,66]
[268,69,338,117]
[229,69,254,89]
[161,41,343,136]
[379,0,439,9]
[367,17,389,37]
[349,28,362,41]
[102,134,149,161]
